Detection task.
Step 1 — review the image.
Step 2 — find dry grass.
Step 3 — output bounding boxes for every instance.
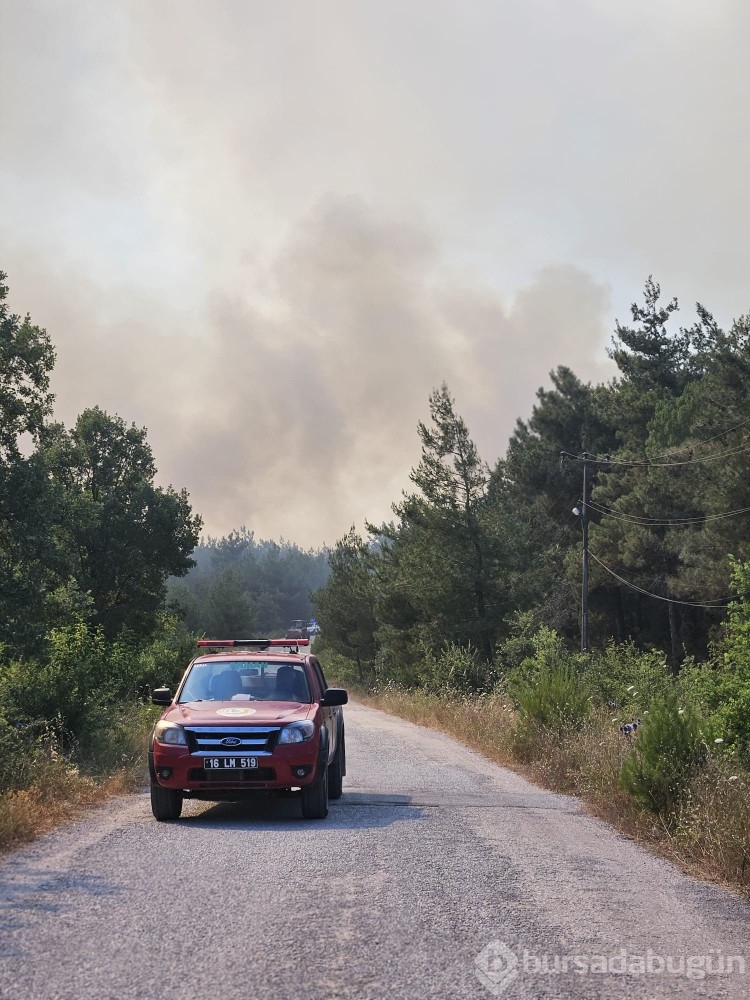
[0,763,142,853]
[0,706,153,854]
[359,686,750,897]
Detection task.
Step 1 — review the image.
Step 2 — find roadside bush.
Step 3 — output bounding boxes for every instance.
[0,622,110,748]
[511,663,592,763]
[419,641,489,693]
[0,712,52,792]
[79,701,159,780]
[620,691,709,822]
[674,559,750,764]
[313,640,363,688]
[515,664,591,734]
[373,626,424,689]
[584,642,673,718]
[502,625,573,694]
[0,615,197,778]
[494,611,540,675]
[130,614,196,696]
[678,661,750,766]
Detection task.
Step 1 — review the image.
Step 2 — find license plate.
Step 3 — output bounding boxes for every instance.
[203,756,258,769]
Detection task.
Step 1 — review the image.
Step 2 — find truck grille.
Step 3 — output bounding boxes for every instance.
[184,726,280,755]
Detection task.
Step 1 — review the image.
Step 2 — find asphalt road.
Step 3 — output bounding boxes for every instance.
[1,701,749,1000]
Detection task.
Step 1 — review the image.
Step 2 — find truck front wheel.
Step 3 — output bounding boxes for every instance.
[328,730,345,800]
[150,781,183,821]
[301,758,329,819]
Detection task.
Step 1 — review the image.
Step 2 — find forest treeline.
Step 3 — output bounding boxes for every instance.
[167,529,328,639]
[313,279,750,747]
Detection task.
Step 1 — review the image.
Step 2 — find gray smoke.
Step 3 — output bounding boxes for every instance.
[2,0,748,545]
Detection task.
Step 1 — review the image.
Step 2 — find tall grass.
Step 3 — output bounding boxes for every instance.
[0,702,156,853]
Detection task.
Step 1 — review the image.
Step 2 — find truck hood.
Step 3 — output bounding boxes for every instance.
[162,701,313,726]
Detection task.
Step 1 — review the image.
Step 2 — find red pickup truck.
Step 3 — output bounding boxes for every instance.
[148,639,347,821]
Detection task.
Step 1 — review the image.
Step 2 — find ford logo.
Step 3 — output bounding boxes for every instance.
[220,737,242,746]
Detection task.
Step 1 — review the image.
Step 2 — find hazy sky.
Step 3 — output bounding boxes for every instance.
[2,0,748,547]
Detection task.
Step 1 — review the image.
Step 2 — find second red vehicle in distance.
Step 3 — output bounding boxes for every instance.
[149,638,348,821]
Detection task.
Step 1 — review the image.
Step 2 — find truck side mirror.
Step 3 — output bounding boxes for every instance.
[320,688,348,707]
[151,687,173,705]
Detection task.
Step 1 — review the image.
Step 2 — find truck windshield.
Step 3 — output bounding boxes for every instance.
[178,660,311,704]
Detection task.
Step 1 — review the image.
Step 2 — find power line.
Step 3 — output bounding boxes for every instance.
[559,414,750,468]
[587,499,750,527]
[616,414,750,463]
[561,440,750,469]
[691,414,750,448]
[588,550,734,608]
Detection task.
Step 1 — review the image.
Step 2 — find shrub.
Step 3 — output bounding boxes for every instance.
[314,640,363,688]
[0,712,52,792]
[503,625,573,692]
[584,642,673,717]
[129,615,196,696]
[678,561,750,765]
[0,615,197,782]
[0,622,110,747]
[516,664,591,735]
[620,691,709,822]
[419,641,489,693]
[678,662,750,765]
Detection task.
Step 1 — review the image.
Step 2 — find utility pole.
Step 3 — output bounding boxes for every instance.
[560,451,598,653]
[581,452,590,654]
[561,449,593,653]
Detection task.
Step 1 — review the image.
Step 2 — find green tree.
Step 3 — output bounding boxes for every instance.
[312,528,377,682]
[44,407,202,638]
[372,384,501,671]
[591,298,748,662]
[203,566,256,637]
[0,272,64,654]
[0,271,55,460]
[497,367,620,641]
[603,276,688,452]
[169,529,330,637]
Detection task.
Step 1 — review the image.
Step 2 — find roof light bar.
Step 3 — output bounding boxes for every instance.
[196,638,310,649]
[197,639,272,648]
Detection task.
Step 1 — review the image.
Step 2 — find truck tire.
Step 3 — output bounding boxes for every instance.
[150,781,183,821]
[328,729,345,800]
[301,757,329,819]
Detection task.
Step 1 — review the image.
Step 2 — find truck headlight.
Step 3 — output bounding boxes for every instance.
[154,721,187,746]
[278,721,315,744]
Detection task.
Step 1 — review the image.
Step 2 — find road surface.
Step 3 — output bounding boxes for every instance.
[1,701,748,999]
